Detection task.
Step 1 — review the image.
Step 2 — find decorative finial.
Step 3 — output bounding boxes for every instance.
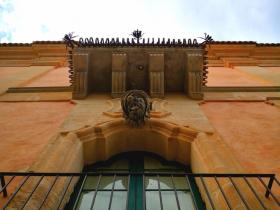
[63,32,78,49]
[130,29,144,43]
[198,33,214,44]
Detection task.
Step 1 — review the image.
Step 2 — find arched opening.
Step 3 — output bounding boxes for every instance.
[66,152,205,210]
[4,119,200,210]
[76,119,198,167]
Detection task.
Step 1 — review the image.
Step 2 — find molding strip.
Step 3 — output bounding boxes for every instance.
[7,86,72,93]
[203,86,280,92]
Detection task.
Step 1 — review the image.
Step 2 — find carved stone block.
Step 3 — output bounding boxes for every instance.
[187,53,204,99]
[112,53,127,72]
[149,54,164,98]
[149,53,164,72]
[72,53,89,99]
[112,53,127,98]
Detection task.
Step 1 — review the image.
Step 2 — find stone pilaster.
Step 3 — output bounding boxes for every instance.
[149,53,164,98]
[187,53,204,99]
[112,53,127,98]
[72,53,89,99]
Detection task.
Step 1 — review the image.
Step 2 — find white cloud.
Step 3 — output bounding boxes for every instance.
[0,0,279,43]
[0,0,14,42]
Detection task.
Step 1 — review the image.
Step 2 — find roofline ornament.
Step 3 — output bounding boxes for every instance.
[198,33,214,44]
[62,30,212,48]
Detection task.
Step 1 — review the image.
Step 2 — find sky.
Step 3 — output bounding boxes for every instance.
[0,0,279,43]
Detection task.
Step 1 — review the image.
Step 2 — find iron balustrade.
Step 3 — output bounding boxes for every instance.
[0,172,279,210]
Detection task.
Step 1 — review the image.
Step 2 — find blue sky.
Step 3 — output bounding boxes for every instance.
[0,0,279,43]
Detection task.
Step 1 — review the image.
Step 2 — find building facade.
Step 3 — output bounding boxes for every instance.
[0,35,279,209]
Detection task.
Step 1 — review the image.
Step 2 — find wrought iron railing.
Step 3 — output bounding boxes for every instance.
[0,172,279,210]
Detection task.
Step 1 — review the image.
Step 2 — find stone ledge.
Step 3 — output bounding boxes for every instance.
[203,86,280,92]
[7,86,72,93]
[0,92,72,102]
[203,91,280,101]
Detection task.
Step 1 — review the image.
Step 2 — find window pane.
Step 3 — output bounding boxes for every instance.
[144,157,163,169]
[111,191,127,210]
[159,176,172,189]
[145,176,158,189]
[145,176,178,189]
[84,176,99,189]
[146,191,160,210]
[76,191,94,210]
[162,191,177,210]
[173,177,189,189]
[178,191,196,210]
[84,176,128,190]
[92,191,110,210]
[99,176,114,189]
[109,159,129,170]
[76,188,127,209]
[114,176,128,189]
[144,157,177,170]
[98,159,129,170]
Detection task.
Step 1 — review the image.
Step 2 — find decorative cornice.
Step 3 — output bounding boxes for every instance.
[207,41,280,46]
[0,41,65,46]
[207,41,256,44]
[69,37,204,48]
[7,86,72,93]
[203,86,280,92]
[256,43,280,47]
[1,40,279,47]
[0,43,32,46]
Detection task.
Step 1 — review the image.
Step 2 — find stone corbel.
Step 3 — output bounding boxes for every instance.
[149,53,165,98]
[72,53,89,99]
[112,53,127,98]
[187,53,204,100]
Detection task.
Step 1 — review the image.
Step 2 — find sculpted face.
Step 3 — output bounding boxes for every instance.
[121,90,150,126]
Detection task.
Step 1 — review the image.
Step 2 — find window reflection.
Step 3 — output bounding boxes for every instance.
[146,191,161,210]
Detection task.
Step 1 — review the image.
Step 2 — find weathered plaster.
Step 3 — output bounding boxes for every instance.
[23,67,70,87]
[5,94,277,209]
[0,102,74,172]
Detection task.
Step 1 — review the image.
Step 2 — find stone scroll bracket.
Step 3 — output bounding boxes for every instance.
[72,53,89,99]
[112,53,127,98]
[149,53,165,98]
[186,53,204,100]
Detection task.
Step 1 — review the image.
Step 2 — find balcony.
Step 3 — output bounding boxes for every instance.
[1,172,279,210]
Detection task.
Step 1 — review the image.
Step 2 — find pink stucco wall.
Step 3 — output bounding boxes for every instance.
[207,67,271,86]
[24,67,70,87]
[201,102,280,179]
[0,102,74,172]
[264,66,280,72]
[0,67,27,80]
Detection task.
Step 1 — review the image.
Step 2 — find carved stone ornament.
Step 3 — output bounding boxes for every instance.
[121,90,150,126]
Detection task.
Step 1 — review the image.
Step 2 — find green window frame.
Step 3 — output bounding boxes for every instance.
[66,152,205,210]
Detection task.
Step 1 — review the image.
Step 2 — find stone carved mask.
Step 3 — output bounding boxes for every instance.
[121,90,150,126]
